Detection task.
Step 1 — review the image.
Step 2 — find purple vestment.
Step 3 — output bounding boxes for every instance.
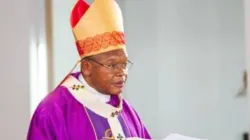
[27,72,151,140]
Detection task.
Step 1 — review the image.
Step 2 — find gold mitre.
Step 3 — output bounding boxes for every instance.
[70,0,126,58]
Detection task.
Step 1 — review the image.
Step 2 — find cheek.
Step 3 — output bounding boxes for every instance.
[94,70,113,85]
[98,74,110,84]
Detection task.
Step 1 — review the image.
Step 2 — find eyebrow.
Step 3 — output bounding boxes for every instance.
[106,57,128,62]
[106,58,119,63]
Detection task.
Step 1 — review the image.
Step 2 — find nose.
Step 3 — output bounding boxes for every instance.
[114,68,128,82]
[115,66,127,76]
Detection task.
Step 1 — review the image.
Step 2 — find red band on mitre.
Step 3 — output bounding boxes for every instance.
[76,31,125,57]
[70,0,90,28]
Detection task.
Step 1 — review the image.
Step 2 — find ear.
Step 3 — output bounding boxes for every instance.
[81,60,92,76]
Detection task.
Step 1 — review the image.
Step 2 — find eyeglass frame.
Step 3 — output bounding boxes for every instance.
[81,57,134,72]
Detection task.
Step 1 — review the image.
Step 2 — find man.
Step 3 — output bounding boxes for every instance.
[27,0,151,139]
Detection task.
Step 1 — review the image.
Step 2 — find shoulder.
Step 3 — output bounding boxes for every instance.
[32,86,73,118]
[27,86,73,139]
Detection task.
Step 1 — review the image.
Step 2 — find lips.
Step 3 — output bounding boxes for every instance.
[113,81,124,88]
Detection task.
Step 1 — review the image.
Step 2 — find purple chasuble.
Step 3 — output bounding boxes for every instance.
[27,72,151,140]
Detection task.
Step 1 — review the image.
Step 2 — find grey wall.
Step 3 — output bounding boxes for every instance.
[0,0,32,139]
[124,0,249,139]
[51,0,79,87]
[122,0,159,137]
[245,0,250,104]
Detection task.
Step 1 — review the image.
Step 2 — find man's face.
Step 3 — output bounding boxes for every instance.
[83,49,130,95]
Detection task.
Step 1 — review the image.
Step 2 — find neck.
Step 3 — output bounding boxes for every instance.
[79,73,110,102]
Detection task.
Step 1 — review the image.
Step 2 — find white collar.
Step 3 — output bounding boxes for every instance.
[61,75,123,118]
[78,74,110,103]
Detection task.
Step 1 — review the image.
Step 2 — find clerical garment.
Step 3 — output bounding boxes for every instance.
[27,72,151,140]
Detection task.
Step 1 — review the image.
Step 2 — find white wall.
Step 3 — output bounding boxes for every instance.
[51,0,249,140]
[0,0,32,139]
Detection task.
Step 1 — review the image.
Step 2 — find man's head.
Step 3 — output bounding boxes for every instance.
[70,0,130,95]
[81,49,132,95]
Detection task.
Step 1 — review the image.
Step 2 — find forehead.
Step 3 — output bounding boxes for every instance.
[95,49,128,60]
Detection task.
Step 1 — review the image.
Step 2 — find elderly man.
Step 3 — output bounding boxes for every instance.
[27,0,151,139]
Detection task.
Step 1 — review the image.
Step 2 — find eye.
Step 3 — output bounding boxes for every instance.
[107,64,117,68]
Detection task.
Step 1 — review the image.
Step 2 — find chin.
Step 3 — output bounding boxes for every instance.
[109,89,123,95]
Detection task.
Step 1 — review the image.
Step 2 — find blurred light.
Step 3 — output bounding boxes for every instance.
[29,42,48,116]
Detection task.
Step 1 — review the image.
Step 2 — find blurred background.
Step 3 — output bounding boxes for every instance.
[1,0,250,139]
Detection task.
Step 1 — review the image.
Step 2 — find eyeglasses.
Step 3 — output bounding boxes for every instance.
[85,58,134,72]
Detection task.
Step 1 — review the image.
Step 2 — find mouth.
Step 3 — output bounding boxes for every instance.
[113,81,125,88]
